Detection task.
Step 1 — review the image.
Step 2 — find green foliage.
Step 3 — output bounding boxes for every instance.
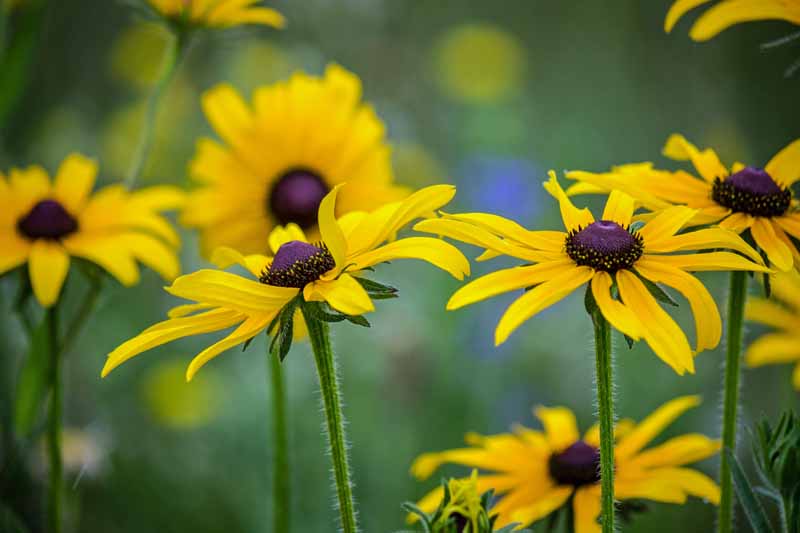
[13,317,50,437]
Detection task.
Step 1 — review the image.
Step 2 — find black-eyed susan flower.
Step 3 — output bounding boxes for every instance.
[416,172,768,375]
[102,184,468,380]
[665,0,800,42]
[182,64,410,256]
[411,396,720,532]
[0,153,183,307]
[745,269,800,389]
[567,135,800,271]
[146,0,285,30]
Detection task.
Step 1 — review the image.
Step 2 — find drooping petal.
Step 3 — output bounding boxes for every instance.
[635,259,721,353]
[615,270,694,375]
[664,0,714,32]
[448,259,575,310]
[495,266,594,345]
[745,298,800,331]
[745,333,800,366]
[615,395,701,459]
[662,134,728,182]
[543,171,594,232]
[750,217,794,271]
[165,270,299,312]
[645,227,762,263]
[573,485,602,533]
[637,206,697,245]
[766,138,800,187]
[63,234,140,287]
[534,406,580,451]
[629,434,721,468]
[601,190,635,226]
[186,312,275,380]
[591,271,642,340]
[650,251,769,273]
[210,246,270,278]
[29,240,70,307]
[348,237,470,280]
[303,273,374,315]
[123,232,181,282]
[53,153,97,213]
[508,487,573,529]
[690,0,800,42]
[623,467,720,505]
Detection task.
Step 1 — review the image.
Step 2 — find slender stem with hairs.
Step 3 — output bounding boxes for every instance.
[592,309,615,533]
[46,304,62,533]
[124,29,190,188]
[718,270,747,533]
[301,304,358,533]
[269,344,291,533]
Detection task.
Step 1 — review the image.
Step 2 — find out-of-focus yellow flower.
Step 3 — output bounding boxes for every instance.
[433,23,525,104]
[745,269,800,389]
[142,359,222,429]
[147,0,285,30]
[109,22,171,90]
[665,0,800,41]
[411,396,721,532]
[0,154,184,307]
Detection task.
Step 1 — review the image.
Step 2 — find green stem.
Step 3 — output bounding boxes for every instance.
[592,310,615,533]
[269,344,290,533]
[60,274,103,357]
[718,270,747,533]
[301,304,358,533]
[124,29,189,189]
[46,304,62,533]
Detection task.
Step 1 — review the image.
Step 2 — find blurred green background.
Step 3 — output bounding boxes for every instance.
[1,1,799,531]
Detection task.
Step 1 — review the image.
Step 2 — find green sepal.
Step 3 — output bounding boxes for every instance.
[633,270,679,307]
[728,448,775,533]
[584,283,598,316]
[269,295,301,362]
[354,277,398,294]
[623,334,635,350]
[345,315,371,328]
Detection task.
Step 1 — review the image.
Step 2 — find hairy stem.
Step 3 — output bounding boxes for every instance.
[269,344,291,533]
[301,305,358,533]
[46,304,62,533]
[593,310,615,533]
[718,271,747,533]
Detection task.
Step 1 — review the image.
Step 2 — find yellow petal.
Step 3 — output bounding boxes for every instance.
[766,139,800,186]
[167,303,215,318]
[626,467,720,505]
[186,312,275,381]
[318,185,347,267]
[442,212,566,251]
[745,298,800,331]
[745,333,800,366]
[268,223,307,254]
[28,240,70,307]
[165,270,298,312]
[718,212,754,233]
[664,0,714,32]
[448,259,575,310]
[102,308,245,377]
[124,232,180,281]
[601,190,635,226]
[616,395,701,459]
[495,265,594,345]
[637,205,697,245]
[53,153,97,213]
[635,258,721,353]
[750,218,794,272]
[9,165,51,215]
[210,246,269,278]
[662,134,728,182]
[63,234,140,287]
[690,0,798,41]
[303,274,374,315]
[646,227,763,263]
[592,271,642,340]
[348,237,470,280]
[583,419,636,447]
[615,270,694,375]
[534,406,580,451]
[129,185,186,211]
[651,251,770,273]
[0,232,31,276]
[509,486,573,528]
[573,486,601,533]
[414,217,515,257]
[543,171,594,232]
[630,434,721,468]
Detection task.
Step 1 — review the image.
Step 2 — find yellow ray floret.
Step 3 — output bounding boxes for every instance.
[416,172,769,375]
[410,396,720,532]
[147,0,285,29]
[0,153,184,307]
[665,0,800,41]
[103,184,469,381]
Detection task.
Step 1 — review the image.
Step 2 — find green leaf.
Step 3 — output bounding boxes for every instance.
[728,448,775,533]
[14,317,50,436]
[0,503,30,533]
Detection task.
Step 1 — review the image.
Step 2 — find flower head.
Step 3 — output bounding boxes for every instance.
[411,396,721,532]
[567,135,800,271]
[146,0,285,30]
[416,172,769,375]
[182,64,409,256]
[0,153,184,307]
[745,269,800,389]
[102,184,469,381]
[665,0,800,42]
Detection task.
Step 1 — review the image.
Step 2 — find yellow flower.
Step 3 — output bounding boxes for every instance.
[182,64,409,257]
[436,470,486,532]
[0,154,184,307]
[411,396,721,532]
[567,135,800,271]
[416,172,769,375]
[102,184,469,381]
[665,0,800,41]
[745,269,800,389]
[146,0,285,29]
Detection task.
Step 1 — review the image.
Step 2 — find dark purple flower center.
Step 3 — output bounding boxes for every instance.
[17,199,78,241]
[259,240,335,288]
[565,220,644,272]
[268,168,329,229]
[548,441,601,487]
[711,167,791,217]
